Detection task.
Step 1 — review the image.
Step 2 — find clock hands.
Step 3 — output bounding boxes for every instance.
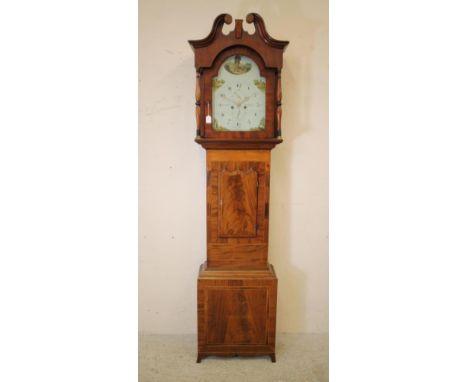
[220,94,238,106]
[238,96,251,106]
[234,92,252,106]
[219,93,257,130]
[221,93,253,110]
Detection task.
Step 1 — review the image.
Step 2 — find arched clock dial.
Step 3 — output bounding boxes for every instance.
[212,55,266,132]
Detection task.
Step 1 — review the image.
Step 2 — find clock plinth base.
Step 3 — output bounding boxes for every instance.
[197,262,277,363]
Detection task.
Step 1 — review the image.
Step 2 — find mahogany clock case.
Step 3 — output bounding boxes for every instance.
[189,13,288,363]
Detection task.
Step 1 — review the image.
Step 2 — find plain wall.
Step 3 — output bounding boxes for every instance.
[139,0,328,334]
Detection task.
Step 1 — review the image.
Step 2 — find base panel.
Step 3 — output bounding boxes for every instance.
[197,262,277,363]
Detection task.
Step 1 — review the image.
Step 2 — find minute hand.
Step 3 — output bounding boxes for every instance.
[238,96,251,106]
[221,94,238,106]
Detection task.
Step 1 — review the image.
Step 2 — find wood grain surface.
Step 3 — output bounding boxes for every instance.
[206,150,270,269]
[197,264,277,362]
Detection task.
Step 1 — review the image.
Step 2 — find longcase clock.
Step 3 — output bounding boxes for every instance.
[188,13,288,363]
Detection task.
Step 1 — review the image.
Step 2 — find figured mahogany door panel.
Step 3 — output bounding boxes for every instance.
[207,150,270,247]
[205,288,268,345]
[207,163,268,244]
[218,169,258,237]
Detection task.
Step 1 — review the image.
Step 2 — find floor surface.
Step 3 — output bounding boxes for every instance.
[139,333,328,382]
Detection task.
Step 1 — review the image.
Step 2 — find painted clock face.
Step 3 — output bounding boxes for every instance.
[212,55,266,132]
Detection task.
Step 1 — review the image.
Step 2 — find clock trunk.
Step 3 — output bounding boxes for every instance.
[207,150,270,269]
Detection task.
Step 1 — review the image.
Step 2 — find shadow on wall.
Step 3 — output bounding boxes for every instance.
[231,0,324,332]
